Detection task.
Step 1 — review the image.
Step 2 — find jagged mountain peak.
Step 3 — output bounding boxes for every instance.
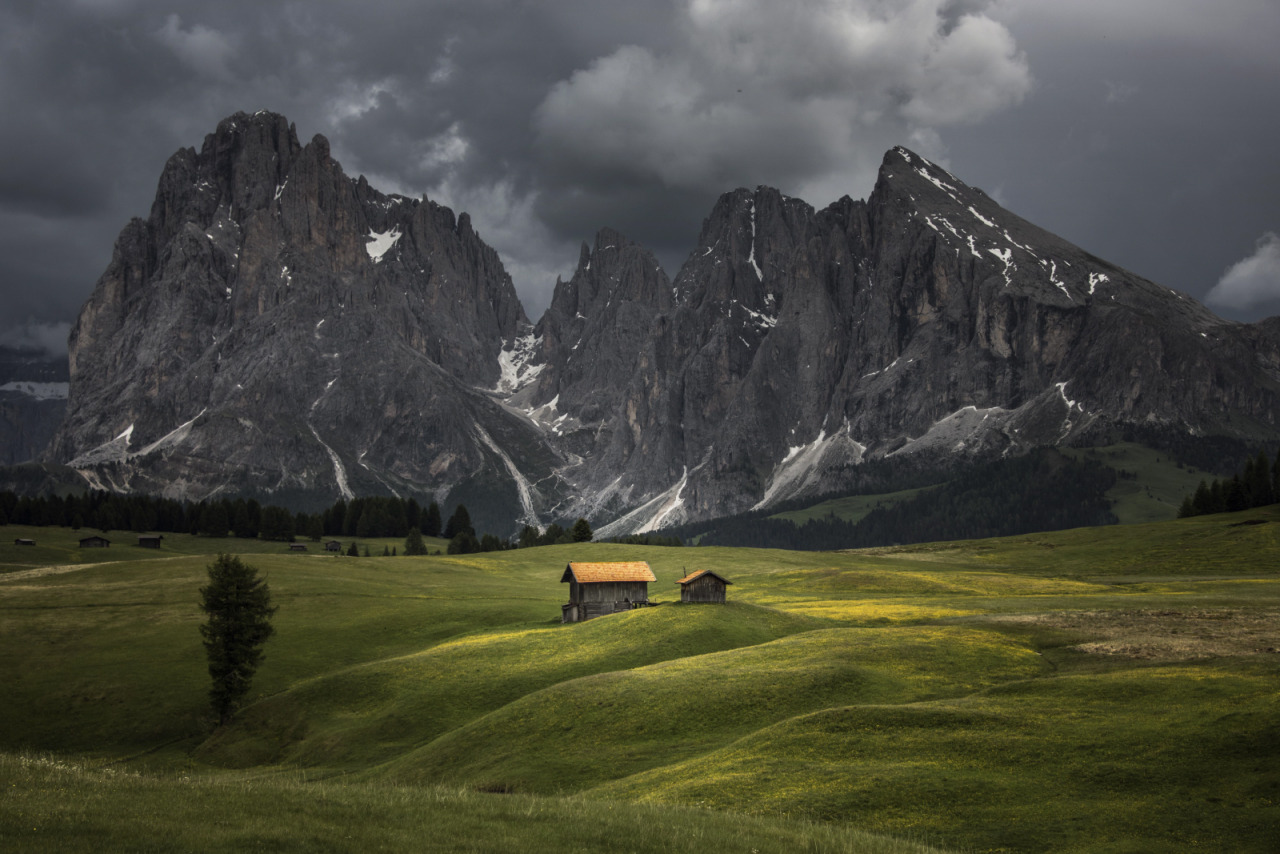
[45,123,1280,538]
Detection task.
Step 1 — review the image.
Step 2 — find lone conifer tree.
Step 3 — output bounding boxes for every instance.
[199,554,276,726]
[404,526,428,555]
[571,517,594,542]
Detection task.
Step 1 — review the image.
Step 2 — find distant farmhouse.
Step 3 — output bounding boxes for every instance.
[14,538,35,546]
[676,569,732,603]
[136,535,163,549]
[79,535,110,548]
[561,561,656,623]
[325,540,342,552]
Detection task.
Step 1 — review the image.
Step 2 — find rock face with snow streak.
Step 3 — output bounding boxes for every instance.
[46,112,1280,533]
[519,148,1280,533]
[47,112,553,528]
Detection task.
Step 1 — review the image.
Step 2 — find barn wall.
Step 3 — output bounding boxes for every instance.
[563,579,652,622]
[681,575,727,603]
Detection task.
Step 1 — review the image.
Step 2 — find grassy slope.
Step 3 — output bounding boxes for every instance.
[3,511,1280,852]
[1061,442,1216,523]
[769,487,928,525]
[765,442,1216,530]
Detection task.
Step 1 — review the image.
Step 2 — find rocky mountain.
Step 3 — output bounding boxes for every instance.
[46,111,560,530]
[0,346,69,465]
[46,112,1280,534]
[521,148,1280,534]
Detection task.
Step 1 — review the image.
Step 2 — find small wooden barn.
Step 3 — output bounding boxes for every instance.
[288,543,308,551]
[325,540,342,552]
[79,535,110,548]
[136,535,163,549]
[14,538,35,546]
[676,569,732,604]
[561,561,656,623]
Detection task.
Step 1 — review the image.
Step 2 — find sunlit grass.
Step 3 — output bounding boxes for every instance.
[3,509,1280,852]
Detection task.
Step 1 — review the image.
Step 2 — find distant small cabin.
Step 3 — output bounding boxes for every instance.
[325,540,342,552]
[14,538,35,546]
[288,543,308,551]
[137,535,163,549]
[79,535,110,549]
[561,561,656,623]
[676,569,732,604]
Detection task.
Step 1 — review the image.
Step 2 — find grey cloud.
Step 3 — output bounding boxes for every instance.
[0,319,72,358]
[1206,233,1280,313]
[0,0,1276,332]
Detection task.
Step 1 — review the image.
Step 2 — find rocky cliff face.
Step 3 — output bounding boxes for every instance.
[515,148,1280,534]
[48,115,1280,533]
[48,112,558,529]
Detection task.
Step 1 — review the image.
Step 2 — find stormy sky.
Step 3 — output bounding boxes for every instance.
[2,0,1278,356]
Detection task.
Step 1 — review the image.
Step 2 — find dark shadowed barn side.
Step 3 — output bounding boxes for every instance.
[676,569,732,604]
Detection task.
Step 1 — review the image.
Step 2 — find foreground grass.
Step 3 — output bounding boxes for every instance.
[0,753,948,854]
[3,512,1280,852]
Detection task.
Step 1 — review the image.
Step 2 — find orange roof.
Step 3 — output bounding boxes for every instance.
[675,569,732,585]
[562,561,655,583]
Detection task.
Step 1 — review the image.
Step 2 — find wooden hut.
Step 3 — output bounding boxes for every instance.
[676,569,732,604]
[136,535,163,549]
[78,535,110,548]
[561,561,656,623]
[324,540,342,552]
[288,543,308,551]
[14,538,35,546]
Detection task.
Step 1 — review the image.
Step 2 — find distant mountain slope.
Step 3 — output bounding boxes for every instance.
[0,346,69,466]
[45,112,1280,532]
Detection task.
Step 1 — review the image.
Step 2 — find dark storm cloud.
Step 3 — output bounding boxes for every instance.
[0,0,1276,355]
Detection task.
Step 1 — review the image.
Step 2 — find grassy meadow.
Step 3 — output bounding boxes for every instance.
[2,507,1279,852]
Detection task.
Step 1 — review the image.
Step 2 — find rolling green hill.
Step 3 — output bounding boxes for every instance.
[3,509,1279,852]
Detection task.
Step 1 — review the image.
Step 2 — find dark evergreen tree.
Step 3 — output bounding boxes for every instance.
[447,530,480,554]
[423,501,443,538]
[347,541,359,557]
[258,505,295,541]
[404,527,428,556]
[1177,495,1195,518]
[231,500,254,539]
[1225,476,1247,512]
[201,502,229,538]
[571,518,593,542]
[1246,451,1274,507]
[538,523,566,546]
[406,498,422,531]
[517,524,540,549]
[198,554,276,726]
[444,504,474,538]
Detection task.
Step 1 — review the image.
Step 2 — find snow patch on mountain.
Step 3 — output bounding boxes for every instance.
[0,381,69,400]
[493,333,544,394]
[753,423,867,510]
[365,226,402,263]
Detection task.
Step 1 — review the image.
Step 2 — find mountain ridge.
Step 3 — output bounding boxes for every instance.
[43,113,1280,534]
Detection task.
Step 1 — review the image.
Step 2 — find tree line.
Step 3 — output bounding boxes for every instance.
[1177,450,1279,517]
[0,488,618,554]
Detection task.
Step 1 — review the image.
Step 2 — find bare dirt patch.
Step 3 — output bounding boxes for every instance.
[990,608,1280,660]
